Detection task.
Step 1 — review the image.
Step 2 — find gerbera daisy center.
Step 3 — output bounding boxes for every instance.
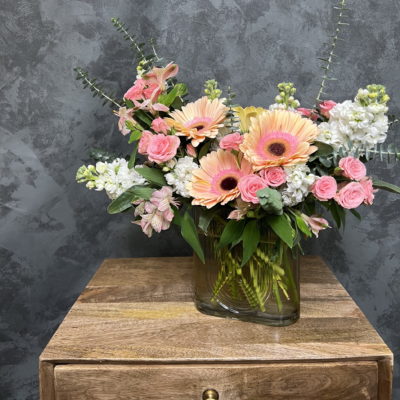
[268,142,286,156]
[220,177,238,191]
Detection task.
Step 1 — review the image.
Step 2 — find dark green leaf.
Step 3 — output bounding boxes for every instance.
[218,220,246,249]
[135,166,167,187]
[314,141,334,157]
[198,141,212,160]
[128,143,138,169]
[198,211,215,234]
[241,220,260,266]
[157,83,188,107]
[266,214,295,248]
[135,110,153,127]
[107,185,154,214]
[181,211,205,263]
[373,179,400,194]
[349,209,362,220]
[293,213,312,237]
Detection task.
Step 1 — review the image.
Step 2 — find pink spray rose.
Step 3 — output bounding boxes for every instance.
[238,174,266,204]
[138,130,153,155]
[335,182,366,209]
[301,214,330,237]
[319,100,337,118]
[151,117,169,134]
[360,178,376,205]
[259,167,287,187]
[311,176,338,201]
[147,134,180,164]
[297,108,318,121]
[338,156,367,181]
[219,132,244,151]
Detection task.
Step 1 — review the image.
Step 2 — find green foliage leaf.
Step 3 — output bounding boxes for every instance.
[128,129,142,144]
[293,213,312,237]
[373,179,400,194]
[134,110,153,127]
[329,201,346,229]
[266,214,295,248]
[349,209,362,220]
[128,143,138,169]
[158,83,188,107]
[181,211,205,263]
[241,220,260,266]
[218,220,246,249]
[198,141,212,160]
[256,187,283,215]
[197,210,215,234]
[314,141,334,157]
[135,166,167,187]
[107,185,154,214]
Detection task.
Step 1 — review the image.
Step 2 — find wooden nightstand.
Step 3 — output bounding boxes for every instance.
[40,256,393,399]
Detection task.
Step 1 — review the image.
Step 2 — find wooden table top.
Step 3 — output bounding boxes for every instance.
[41,256,392,365]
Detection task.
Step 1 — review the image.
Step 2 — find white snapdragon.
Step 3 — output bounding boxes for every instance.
[165,156,199,198]
[280,164,316,207]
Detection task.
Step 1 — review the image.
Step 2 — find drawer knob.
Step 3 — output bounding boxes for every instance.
[202,389,219,400]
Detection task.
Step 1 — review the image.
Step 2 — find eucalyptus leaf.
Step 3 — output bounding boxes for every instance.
[89,148,118,163]
[241,219,260,266]
[135,166,167,187]
[256,187,283,215]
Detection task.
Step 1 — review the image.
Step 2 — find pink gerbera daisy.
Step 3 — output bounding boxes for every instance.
[240,110,319,170]
[165,96,228,147]
[188,150,253,208]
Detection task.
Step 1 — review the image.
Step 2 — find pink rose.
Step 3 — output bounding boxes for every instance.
[319,100,337,118]
[301,214,330,238]
[335,182,365,209]
[360,178,376,205]
[124,79,145,101]
[151,117,169,134]
[138,130,153,155]
[186,143,197,157]
[147,134,180,164]
[259,167,287,187]
[297,108,318,121]
[219,132,244,151]
[338,156,367,181]
[311,176,337,201]
[238,174,266,204]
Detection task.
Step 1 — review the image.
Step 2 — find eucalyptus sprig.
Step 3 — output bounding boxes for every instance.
[315,0,349,104]
[224,86,240,133]
[74,67,121,108]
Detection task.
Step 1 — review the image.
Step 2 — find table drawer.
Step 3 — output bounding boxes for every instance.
[54,361,378,400]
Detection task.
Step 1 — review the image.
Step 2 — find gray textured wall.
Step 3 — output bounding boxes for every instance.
[1,0,399,398]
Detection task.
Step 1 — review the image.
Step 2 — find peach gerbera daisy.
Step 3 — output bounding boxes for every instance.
[188,150,252,208]
[240,109,319,170]
[165,96,228,147]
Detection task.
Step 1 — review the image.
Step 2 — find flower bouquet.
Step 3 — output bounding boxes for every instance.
[75,10,400,326]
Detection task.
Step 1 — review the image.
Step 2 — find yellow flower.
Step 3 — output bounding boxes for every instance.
[233,106,267,132]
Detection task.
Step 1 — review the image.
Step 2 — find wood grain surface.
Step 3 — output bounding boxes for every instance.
[54,362,378,400]
[40,256,393,400]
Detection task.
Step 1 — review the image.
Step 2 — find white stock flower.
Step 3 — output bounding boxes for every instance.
[94,158,147,200]
[165,156,199,198]
[280,164,316,206]
[317,99,389,151]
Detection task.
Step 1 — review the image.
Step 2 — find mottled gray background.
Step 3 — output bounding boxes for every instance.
[1,0,399,398]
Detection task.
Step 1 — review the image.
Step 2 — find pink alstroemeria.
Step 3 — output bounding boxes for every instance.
[133,187,179,237]
[301,214,330,237]
[297,108,318,121]
[144,63,179,101]
[113,107,136,136]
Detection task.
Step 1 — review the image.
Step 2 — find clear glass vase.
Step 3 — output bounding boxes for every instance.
[193,229,300,326]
